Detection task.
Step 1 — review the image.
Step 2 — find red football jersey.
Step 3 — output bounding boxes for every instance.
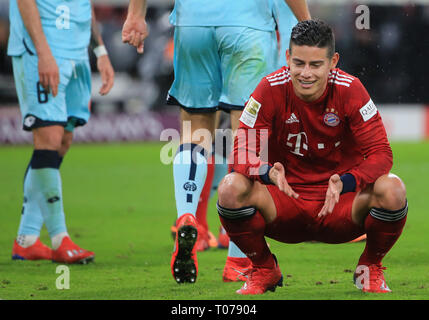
[231,67,393,200]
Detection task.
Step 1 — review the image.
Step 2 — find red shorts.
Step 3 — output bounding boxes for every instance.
[265,185,365,244]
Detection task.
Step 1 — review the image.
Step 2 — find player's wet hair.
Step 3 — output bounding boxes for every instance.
[290,20,335,58]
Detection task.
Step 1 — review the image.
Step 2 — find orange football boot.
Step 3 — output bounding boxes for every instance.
[12,238,52,261]
[236,255,283,295]
[52,236,94,264]
[171,214,198,283]
[354,263,391,293]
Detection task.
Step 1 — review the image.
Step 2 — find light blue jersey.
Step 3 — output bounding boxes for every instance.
[169,0,275,31]
[7,0,91,60]
[272,0,298,67]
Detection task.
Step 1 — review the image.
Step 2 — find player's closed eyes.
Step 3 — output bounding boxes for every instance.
[293,62,322,69]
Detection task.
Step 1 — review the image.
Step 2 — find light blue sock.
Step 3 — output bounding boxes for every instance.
[18,163,44,236]
[173,143,208,218]
[25,150,67,238]
[34,168,67,237]
[228,240,247,258]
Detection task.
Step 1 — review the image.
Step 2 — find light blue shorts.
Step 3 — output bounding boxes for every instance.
[12,51,92,132]
[167,26,277,113]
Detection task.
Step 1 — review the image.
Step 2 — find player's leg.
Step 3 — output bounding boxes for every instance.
[218,114,247,267]
[11,53,42,250]
[194,112,231,249]
[194,149,216,252]
[170,133,218,252]
[168,26,220,221]
[351,173,407,292]
[217,26,277,277]
[170,109,216,283]
[49,58,94,264]
[31,126,70,249]
[217,172,283,294]
[167,26,221,283]
[174,109,215,220]
[219,109,253,279]
[193,111,236,251]
[58,129,73,158]
[13,127,64,260]
[193,111,231,251]
[11,52,69,260]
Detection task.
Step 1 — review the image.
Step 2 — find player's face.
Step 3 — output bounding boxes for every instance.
[286,45,339,102]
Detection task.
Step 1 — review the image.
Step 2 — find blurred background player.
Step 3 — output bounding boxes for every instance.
[273,0,299,68]
[123,0,310,284]
[217,20,408,295]
[9,0,114,264]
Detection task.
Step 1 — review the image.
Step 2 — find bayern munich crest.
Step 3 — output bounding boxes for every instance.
[323,109,340,127]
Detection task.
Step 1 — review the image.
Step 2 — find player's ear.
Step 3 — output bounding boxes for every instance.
[286,49,291,66]
[330,52,339,69]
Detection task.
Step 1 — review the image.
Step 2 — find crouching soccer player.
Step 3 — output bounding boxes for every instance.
[8,0,114,263]
[217,20,407,294]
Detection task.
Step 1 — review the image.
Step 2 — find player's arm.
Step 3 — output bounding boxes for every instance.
[17,0,59,97]
[90,5,114,96]
[342,80,393,192]
[122,0,149,54]
[231,78,273,182]
[284,0,311,21]
[231,78,299,198]
[318,80,393,217]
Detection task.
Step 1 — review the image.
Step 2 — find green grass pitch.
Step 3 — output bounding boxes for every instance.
[0,141,428,300]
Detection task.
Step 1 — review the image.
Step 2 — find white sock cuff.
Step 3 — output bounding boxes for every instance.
[17,234,38,248]
[51,232,69,250]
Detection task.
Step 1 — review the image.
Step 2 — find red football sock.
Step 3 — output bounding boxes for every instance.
[359,209,407,265]
[195,154,215,231]
[219,211,273,268]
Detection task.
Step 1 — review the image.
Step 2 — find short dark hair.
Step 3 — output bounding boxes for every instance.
[289,20,335,58]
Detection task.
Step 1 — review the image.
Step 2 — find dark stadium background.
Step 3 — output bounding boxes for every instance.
[0,0,428,144]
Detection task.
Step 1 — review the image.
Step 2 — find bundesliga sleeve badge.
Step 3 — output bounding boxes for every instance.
[240,96,262,128]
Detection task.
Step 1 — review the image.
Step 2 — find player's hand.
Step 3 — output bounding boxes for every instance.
[97,55,115,95]
[269,162,299,199]
[122,14,149,54]
[38,51,59,97]
[318,174,343,218]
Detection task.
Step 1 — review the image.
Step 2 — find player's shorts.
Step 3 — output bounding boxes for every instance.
[264,185,366,244]
[167,26,277,113]
[12,51,91,132]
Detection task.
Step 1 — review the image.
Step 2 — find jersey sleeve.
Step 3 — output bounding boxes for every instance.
[229,77,276,184]
[343,79,393,191]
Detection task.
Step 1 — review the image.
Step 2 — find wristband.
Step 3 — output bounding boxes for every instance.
[259,164,274,185]
[340,173,356,194]
[93,45,108,58]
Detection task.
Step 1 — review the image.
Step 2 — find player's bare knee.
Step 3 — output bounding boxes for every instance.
[59,132,73,157]
[218,172,253,208]
[33,126,64,151]
[373,173,407,210]
[34,133,62,151]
